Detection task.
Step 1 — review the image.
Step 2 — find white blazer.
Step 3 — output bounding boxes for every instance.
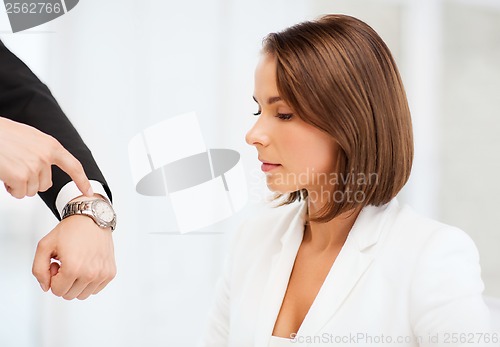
[199,199,493,346]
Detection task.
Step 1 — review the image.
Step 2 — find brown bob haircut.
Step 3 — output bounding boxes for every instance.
[262,14,413,222]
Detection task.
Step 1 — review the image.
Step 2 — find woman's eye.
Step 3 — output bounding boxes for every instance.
[277,113,293,120]
[253,110,261,116]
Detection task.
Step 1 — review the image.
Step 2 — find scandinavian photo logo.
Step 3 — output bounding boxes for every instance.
[3,0,79,33]
[128,112,248,234]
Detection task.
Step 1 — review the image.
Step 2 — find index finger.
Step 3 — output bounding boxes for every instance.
[52,145,93,197]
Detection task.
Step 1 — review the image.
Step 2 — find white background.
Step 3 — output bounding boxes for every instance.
[0,0,499,346]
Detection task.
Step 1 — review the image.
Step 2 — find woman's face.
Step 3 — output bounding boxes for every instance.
[246,53,340,196]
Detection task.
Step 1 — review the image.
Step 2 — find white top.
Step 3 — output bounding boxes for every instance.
[269,336,293,347]
[199,199,491,346]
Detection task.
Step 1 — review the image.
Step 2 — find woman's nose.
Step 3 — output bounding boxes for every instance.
[245,116,270,147]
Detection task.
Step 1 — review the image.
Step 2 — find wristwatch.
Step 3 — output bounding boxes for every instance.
[62,199,117,231]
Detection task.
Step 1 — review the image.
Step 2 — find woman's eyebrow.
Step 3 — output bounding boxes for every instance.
[252,96,283,105]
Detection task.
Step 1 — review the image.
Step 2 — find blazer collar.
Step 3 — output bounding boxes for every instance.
[254,199,399,346]
[278,198,398,250]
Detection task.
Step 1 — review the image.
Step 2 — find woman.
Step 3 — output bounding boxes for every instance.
[200,15,493,346]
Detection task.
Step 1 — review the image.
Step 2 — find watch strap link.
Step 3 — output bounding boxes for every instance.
[62,200,92,219]
[62,201,91,218]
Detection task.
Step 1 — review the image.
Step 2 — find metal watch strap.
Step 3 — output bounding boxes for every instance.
[62,200,91,218]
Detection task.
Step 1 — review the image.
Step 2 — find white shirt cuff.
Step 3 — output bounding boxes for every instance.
[55,180,110,218]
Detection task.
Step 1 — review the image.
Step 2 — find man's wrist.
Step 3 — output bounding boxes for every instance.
[56,180,110,218]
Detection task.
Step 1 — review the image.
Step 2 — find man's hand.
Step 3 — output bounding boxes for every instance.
[0,116,94,198]
[32,214,116,300]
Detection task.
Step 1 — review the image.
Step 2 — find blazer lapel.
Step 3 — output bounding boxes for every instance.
[254,202,308,347]
[297,200,398,340]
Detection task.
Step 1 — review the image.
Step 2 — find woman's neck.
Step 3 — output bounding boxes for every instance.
[303,199,361,252]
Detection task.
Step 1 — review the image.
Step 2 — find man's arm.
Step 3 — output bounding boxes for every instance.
[0,39,112,216]
[0,39,116,300]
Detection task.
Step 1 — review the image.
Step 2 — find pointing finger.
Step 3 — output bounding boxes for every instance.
[52,145,93,197]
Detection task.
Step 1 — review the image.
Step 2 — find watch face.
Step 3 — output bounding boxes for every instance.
[93,200,115,223]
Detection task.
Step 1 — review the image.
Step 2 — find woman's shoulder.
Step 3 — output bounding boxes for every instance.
[388,202,488,333]
[394,201,474,239]
[384,200,480,262]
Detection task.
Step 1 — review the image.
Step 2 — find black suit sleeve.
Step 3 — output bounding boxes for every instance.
[0,39,112,219]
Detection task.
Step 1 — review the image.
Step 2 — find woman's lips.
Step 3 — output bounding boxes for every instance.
[261,163,281,172]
